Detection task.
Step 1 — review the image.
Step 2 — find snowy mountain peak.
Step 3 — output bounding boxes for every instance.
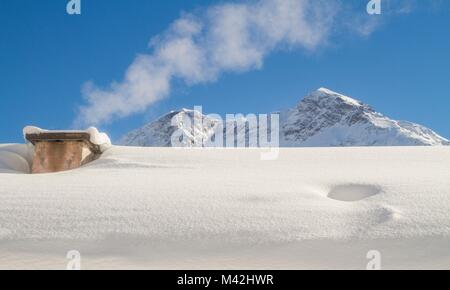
[120,109,219,147]
[282,89,448,147]
[173,108,196,114]
[305,88,365,108]
[121,88,449,147]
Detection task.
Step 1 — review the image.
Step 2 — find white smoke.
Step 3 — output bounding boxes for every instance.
[75,0,374,126]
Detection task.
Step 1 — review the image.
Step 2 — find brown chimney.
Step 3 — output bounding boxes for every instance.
[25,132,102,174]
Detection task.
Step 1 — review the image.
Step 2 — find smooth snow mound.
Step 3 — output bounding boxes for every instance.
[0,146,450,269]
[0,144,31,174]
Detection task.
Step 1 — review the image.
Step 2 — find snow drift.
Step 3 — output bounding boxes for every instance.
[0,145,450,269]
[0,144,32,174]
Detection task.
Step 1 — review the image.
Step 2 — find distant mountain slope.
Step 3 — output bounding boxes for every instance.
[120,109,220,147]
[280,88,449,146]
[120,88,449,147]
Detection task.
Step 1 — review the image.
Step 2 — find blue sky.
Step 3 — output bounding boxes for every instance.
[0,0,449,143]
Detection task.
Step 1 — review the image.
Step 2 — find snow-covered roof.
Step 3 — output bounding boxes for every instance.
[23,126,112,153]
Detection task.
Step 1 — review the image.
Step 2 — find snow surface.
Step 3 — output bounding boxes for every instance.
[0,144,32,174]
[0,145,450,269]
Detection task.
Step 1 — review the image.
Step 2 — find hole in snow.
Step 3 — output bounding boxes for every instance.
[328,184,381,202]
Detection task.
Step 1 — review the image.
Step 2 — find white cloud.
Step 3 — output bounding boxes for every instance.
[75,0,376,126]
